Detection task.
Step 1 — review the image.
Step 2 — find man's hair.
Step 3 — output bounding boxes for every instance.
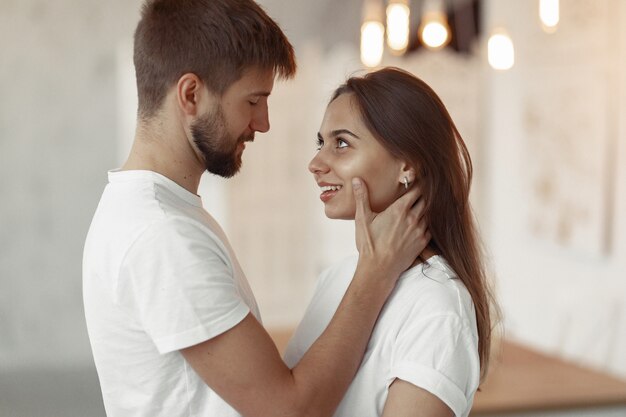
[133,0,296,119]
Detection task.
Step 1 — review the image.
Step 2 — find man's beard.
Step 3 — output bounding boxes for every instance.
[190,106,253,178]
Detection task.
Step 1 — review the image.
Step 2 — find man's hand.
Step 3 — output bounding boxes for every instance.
[182,179,430,417]
[352,177,430,280]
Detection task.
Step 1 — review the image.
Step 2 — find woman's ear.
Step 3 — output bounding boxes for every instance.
[398,162,417,187]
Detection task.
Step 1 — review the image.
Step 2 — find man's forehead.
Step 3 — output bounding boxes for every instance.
[231,67,275,94]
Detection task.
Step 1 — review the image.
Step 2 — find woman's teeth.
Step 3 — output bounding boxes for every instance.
[320,185,342,192]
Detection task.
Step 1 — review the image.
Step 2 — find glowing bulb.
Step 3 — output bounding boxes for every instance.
[361,21,385,67]
[422,21,449,49]
[488,30,515,70]
[419,12,450,50]
[539,0,559,33]
[386,2,410,53]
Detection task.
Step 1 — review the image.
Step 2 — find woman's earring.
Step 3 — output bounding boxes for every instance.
[403,177,409,190]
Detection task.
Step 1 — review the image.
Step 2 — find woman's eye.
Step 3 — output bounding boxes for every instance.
[316,138,324,150]
[337,138,349,148]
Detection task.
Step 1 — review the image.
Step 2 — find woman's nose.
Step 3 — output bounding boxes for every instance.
[308,150,329,175]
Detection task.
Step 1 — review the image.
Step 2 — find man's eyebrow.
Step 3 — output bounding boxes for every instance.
[250,91,271,97]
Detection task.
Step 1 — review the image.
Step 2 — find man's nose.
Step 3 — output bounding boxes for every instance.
[250,103,270,133]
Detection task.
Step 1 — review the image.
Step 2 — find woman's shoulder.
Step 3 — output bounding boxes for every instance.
[317,253,359,280]
[394,256,475,325]
[404,255,456,282]
[311,253,360,296]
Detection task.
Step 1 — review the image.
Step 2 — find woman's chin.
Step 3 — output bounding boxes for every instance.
[324,207,356,221]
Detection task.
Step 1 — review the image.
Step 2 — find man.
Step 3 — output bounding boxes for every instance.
[83,0,429,416]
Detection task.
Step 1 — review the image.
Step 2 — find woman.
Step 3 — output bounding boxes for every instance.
[284,67,495,417]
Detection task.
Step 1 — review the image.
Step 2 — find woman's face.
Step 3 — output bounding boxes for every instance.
[309,93,408,220]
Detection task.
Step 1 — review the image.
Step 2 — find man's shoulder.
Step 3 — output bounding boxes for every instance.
[127,215,228,260]
[86,195,229,274]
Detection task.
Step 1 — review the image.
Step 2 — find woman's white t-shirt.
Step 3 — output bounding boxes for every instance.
[284,255,480,417]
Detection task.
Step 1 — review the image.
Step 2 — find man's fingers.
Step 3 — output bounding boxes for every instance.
[352,177,372,222]
[390,183,422,210]
[410,196,427,221]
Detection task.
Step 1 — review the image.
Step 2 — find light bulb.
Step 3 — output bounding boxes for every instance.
[488,30,515,70]
[386,2,410,53]
[419,11,450,50]
[361,21,385,67]
[539,0,559,33]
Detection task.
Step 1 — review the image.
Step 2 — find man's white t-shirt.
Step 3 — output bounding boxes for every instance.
[83,170,255,417]
[284,255,480,417]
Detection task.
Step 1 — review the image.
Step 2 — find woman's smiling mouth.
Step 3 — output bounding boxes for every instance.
[319,183,343,202]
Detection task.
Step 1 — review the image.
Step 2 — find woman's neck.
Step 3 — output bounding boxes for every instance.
[411,245,439,268]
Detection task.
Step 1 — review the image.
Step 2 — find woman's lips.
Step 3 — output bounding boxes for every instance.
[318,184,343,203]
[320,188,339,203]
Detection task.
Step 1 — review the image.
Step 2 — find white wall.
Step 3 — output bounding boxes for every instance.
[2,0,625,382]
[0,0,143,370]
[482,0,626,377]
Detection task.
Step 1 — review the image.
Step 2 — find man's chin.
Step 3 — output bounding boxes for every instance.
[207,168,239,179]
[205,158,242,179]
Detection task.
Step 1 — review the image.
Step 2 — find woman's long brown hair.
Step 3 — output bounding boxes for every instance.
[332,67,497,381]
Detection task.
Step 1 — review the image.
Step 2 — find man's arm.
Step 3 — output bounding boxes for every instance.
[182,178,429,417]
[381,379,455,417]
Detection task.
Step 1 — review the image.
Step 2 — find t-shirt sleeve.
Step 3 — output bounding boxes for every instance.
[388,314,479,417]
[120,217,250,354]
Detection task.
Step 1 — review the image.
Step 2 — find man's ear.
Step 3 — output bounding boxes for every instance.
[176,73,204,117]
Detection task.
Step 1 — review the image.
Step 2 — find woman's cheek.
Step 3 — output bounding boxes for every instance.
[369,175,402,213]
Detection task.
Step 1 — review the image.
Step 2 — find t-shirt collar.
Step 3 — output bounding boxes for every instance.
[107,169,202,207]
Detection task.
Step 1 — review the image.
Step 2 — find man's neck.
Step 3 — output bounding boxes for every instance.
[121,119,205,194]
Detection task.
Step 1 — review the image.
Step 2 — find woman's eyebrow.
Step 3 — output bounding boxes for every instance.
[330,129,360,139]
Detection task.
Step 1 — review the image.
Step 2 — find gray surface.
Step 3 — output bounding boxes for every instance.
[2,367,625,417]
[0,367,106,417]
[471,407,626,417]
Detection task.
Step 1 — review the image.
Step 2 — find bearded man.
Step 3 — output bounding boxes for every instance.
[82,1,428,416]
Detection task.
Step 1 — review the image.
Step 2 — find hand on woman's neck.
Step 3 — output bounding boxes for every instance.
[411,245,439,269]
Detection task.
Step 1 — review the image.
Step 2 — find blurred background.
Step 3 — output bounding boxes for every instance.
[1,0,626,416]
